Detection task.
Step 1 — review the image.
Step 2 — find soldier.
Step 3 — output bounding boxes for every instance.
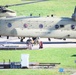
[26,38,32,50]
[39,41,43,49]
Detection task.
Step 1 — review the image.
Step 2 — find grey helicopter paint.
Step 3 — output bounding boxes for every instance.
[0,1,76,40]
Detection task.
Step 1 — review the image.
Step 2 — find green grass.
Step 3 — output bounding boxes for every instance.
[0,48,76,75]
[10,0,76,17]
[0,69,71,75]
[0,48,76,68]
[0,0,76,17]
[0,0,21,5]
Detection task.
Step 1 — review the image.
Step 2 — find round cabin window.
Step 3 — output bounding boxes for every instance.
[39,24,43,28]
[55,25,59,29]
[71,25,75,29]
[24,23,28,28]
[8,23,12,28]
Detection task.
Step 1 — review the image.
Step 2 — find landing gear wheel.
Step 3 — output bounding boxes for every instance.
[48,38,51,41]
[20,39,23,42]
[7,36,9,39]
[20,37,25,42]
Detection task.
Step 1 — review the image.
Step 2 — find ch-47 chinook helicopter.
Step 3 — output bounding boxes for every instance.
[0,0,76,43]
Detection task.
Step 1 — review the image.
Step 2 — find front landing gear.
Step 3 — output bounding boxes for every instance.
[19,37,25,42]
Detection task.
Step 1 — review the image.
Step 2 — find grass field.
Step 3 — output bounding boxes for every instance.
[0,0,76,75]
[0,48,76,75]
[0,69,72,75]
[0,0,76,16]
[0,48,76,68]
[10,0,76,17]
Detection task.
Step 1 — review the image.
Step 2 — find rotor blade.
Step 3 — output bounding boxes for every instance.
[5,0,47,7]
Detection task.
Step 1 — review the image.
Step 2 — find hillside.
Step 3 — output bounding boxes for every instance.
[0,0,76,17]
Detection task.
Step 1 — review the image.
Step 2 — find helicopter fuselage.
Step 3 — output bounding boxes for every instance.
[0,16,76,39]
